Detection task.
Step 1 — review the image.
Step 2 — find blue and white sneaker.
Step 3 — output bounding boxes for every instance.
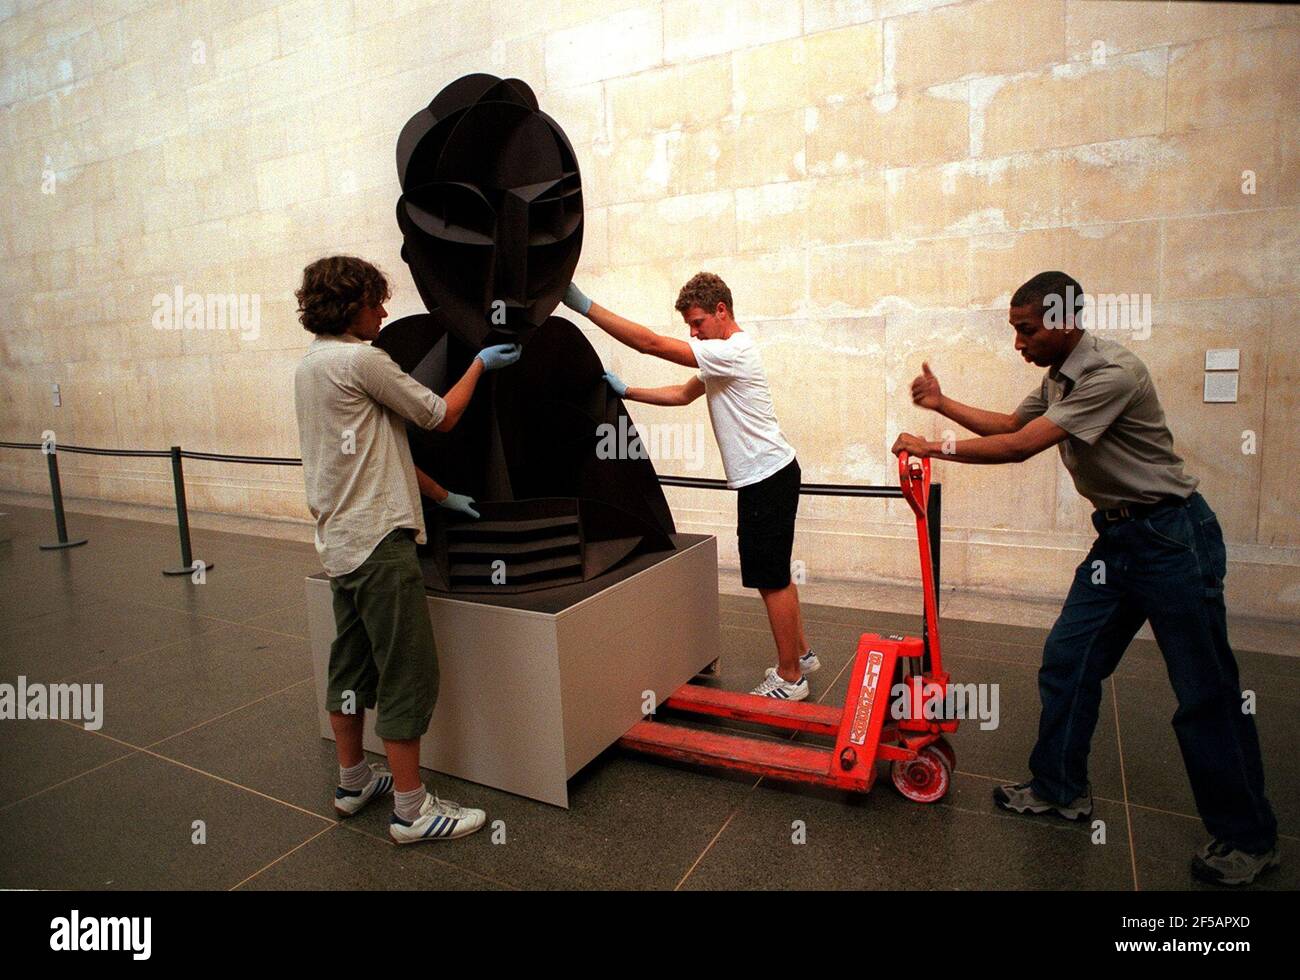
[390,792,487,844]
[751,668,809,701]
[333,765,394,818]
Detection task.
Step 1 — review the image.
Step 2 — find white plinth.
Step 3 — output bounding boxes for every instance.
[306,534,720,807]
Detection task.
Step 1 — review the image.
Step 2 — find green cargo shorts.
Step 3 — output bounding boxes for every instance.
[326,527,439,741]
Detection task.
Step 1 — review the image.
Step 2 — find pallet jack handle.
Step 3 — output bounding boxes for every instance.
[897,451,929,519]
[898,453,943,677]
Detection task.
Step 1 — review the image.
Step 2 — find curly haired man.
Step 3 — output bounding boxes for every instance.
[293,255,519,843]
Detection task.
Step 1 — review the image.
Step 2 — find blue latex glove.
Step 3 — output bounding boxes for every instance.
[437,491,480,519]
[563,282,592,316]
[476,343,521,371]
[603,371,629,397]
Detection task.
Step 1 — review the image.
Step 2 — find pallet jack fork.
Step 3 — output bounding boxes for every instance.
[619,453,958,803]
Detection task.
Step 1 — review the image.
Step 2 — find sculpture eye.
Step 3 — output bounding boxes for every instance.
[406,181,496,245]
[525,170,582,245]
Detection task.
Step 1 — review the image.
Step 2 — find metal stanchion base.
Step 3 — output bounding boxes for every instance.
[40,539,88,550]
[163,561,213,577]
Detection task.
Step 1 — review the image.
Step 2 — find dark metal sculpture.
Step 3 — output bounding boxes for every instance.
[375,74,676,594]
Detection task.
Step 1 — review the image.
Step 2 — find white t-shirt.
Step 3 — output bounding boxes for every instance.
[689,331,796,489]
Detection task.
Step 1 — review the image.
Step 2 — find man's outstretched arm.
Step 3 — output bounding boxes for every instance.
[891,416,1069,464]
[435,343,521,432]
[564,284,697,368]
[607,372,705,407]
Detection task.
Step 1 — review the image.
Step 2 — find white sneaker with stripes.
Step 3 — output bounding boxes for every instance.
[750,668,809,701]
[390,793,487,844]
[333,765,394,818]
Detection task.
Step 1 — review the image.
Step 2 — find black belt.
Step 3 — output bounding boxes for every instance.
[1097,495,1189,523]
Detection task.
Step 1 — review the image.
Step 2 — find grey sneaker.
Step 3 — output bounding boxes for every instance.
[1191,839,1280,887]
[993,781,1093,821]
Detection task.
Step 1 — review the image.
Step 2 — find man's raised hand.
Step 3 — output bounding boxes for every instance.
[911,361,943,410]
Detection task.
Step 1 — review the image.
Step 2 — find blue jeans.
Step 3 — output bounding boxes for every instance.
[1029,492,1277,852]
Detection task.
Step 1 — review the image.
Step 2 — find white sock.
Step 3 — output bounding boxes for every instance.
[339,759,371,791]
[394,786,427,822]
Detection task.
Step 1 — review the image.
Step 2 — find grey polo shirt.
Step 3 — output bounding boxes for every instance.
[294,333,446,577]
[1014,332,1198,511]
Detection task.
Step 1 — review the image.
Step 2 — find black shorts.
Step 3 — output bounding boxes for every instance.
[736,457,800,590]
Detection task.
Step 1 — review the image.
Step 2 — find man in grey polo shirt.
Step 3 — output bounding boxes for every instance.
[891,271,1278,886]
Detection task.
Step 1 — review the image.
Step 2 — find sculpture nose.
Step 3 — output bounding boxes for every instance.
[493,190,529,323]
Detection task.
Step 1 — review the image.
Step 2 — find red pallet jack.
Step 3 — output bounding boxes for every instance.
[619,452,958,802]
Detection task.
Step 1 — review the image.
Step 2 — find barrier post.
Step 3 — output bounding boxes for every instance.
[162,446,212,576]
[38,448,88,551]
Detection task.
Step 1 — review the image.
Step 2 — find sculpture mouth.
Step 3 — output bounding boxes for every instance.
[429,497,649,594]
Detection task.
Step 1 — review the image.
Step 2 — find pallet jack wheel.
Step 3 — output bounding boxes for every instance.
[890,746,950,804]
[930,736,956,775]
